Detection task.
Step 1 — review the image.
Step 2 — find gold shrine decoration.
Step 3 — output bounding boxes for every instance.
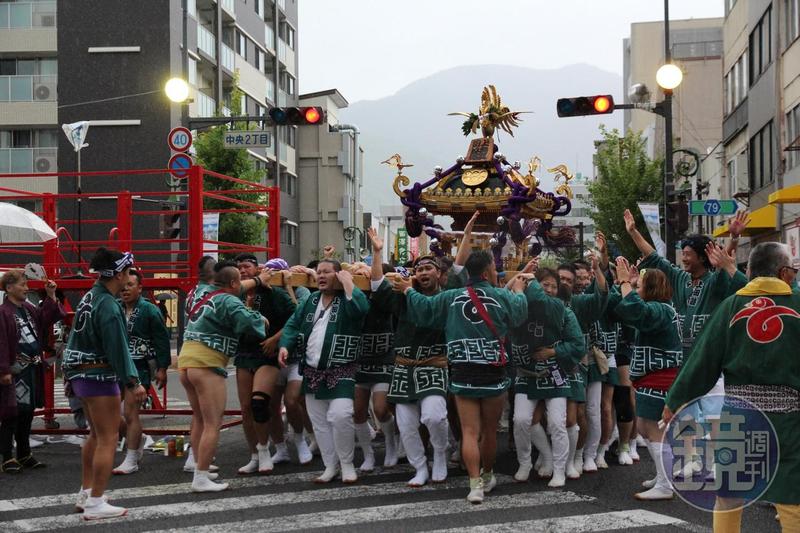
[461,168,489,187]
[448,85,531,138]
[548,164,575,199]
[392,173,410,198]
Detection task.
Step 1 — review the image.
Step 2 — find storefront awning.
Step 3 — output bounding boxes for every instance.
[712,204,777,238]
[769,184,800,204]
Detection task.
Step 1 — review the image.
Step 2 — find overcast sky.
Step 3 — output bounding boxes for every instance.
[298,0,724,103]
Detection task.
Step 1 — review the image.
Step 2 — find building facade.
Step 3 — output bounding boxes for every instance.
[296,89,364,264]
[623,17,724,164]
[1,0,302,263]
[712,0,800,267]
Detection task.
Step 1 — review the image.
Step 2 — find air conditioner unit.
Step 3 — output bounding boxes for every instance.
[33,80,56,101]
[40,14,56,27]
[35,155,56,173]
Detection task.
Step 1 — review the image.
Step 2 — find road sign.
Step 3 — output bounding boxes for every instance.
[689,199,738,216]
[168,153,193,178]
[167,127,192,152]
[223,130,271,149]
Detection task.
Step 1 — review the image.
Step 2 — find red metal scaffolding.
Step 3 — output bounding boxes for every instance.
[0,165,280,434]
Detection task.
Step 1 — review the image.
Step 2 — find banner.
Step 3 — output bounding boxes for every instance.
[787,224,800,268]
[396,227,409,264]
[637,202,666,258]
[61,121,90,152]
[202,212,220,260]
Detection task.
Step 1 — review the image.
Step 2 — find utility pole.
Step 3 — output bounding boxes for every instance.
[663,0,676,262]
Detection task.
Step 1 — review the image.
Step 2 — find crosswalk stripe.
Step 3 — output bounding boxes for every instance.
[427,509,689,532]
[0,468,505,512]
[143,492,594,533]
[4,477,554,533]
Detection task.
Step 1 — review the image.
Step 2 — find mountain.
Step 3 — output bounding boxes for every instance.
[340,63,623,215]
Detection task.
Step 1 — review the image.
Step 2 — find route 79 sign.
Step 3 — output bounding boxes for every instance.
[689,199,738,216]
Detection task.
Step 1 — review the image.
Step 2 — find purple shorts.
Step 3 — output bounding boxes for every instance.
[69,378,121,398]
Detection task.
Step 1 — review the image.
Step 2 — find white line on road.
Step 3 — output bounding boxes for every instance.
[4,477,549,533]
[427,509,690,532]
[143,491,594,533]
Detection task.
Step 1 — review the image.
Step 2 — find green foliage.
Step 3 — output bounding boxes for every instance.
[193,76,267,259]
[587,126,663,260]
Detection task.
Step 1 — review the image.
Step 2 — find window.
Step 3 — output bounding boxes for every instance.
[749,121,773,190]
[724,53,748,115]
[281,73,295,96]
[279,126,296,148]
[256,49,265,73]
[787,0,800,47]
[281,221,297,245]
[279,23,295,49]
[255,0,264,16]
[749,7,772,85]
[236,31,248,61]
[279,172,297,196]
[787,104,800,169]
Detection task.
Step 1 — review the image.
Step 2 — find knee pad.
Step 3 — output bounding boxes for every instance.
[613,386,633,423]
[251,391,271,423]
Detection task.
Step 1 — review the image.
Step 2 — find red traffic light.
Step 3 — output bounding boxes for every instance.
[593,96,611,113]
[304,107,322,124]
[556,95,615,117]
[268,106,325,126]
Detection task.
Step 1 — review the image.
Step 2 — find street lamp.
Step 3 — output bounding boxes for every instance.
[656,64,683,91]
[656,60,682,262]
[164,78,190,103]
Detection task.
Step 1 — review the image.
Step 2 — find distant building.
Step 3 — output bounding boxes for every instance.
[297,89,364,264]
[551,172,595,251]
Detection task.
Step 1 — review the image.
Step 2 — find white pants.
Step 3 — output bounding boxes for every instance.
[305,395,355,468]
[395,396,449,471]
[584,381,602,461]
[513,394,568,471]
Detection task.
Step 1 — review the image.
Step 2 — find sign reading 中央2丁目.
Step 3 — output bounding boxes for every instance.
[223,131,272,149]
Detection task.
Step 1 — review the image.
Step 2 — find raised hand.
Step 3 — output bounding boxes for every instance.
[367,227,383,252]
[706,241,736,275]
[728,210,750,238]
[596,231,607,254]
[392,275,414,294]
[323,245,336,259]
[615,256,631,283]
[521,257,539,274]
[623,209,637,234]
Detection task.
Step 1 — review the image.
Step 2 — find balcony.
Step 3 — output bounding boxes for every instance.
[197,24,216,59]
[0,75,56,102]
[277,89,289,107]
[220,43,235,73]
[196,91,216,118]
[0,147,57,173]
[0,1,56,28]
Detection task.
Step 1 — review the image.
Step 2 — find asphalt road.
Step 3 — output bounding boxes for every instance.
[0,369,781,533]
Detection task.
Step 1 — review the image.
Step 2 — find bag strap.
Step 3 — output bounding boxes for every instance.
[188,289,225,320]
[466,287,506,367]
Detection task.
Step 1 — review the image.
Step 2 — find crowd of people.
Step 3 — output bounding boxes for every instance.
[0,208,798,532]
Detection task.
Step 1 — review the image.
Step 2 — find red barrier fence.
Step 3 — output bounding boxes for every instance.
[0,165,280,434]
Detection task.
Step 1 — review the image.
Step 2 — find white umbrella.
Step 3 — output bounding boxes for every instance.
[0,202,57,243]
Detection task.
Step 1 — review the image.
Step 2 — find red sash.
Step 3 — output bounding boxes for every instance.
[633,367,679,392]
[467,286,507,367]
[188,290,226,320]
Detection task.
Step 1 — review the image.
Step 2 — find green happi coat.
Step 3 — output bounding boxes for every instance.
[639,251,748,355]
[235,286,296,369]
[666,278,800,504]
[279,288,370,400]
[356,296,395,384]
[125,296,171,388]
[614,291,683,420]
[405,280,528,397]
[183,291,266,360]
[591,289,626,385]
[184,281,215,323]
[63,282,138,384]
[370,278,448,403]
[510,280,585,399]
[568,281,609,399]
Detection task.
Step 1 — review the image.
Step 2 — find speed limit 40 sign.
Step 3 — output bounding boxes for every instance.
[167,127,192,152]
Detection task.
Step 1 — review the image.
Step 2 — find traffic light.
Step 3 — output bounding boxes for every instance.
[667,198,689,236]
[556,95,615,117]
[268,106,324,126]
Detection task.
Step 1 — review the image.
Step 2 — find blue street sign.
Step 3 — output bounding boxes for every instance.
[689,199,737,216]
[168,153,193,178]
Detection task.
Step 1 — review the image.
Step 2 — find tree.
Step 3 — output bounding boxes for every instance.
[587,126,662,260]
[193,77,267,259]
